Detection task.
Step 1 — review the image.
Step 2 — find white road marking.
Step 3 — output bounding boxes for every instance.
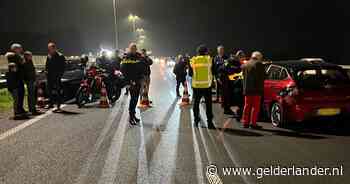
[0,105,66,141]
[191,121,205,184]
[97,105,129,184]
[75,99,126,184]
[136,114,150,184]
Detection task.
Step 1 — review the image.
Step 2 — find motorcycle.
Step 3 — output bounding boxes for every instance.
[75,66,125,108]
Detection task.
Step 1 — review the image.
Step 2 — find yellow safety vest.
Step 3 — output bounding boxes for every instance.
[190,55,213,88]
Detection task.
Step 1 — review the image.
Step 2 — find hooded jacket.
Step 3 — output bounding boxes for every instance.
[120,52,146,82]
[5,52,24,90]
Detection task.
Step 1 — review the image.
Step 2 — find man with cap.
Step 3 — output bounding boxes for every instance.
[189,45,215,129]
[23,51,42,115]
[241,51,265,129]
[5,43,28,119]
[45,42,66,112]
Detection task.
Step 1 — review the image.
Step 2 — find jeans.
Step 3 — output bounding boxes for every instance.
[129,81,141,114]
[47,78,63,107]
[25,80,37,112]
[192,88,213,124]
[9,86,25,116]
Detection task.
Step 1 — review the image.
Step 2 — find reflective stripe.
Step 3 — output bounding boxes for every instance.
[121,60,139,64]
[228,72,243,80]
[191,63,211,68]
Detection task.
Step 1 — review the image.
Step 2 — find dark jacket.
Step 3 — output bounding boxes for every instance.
[173,59,187,82]
[45,52,66,82]
[5,52,24,91]
[23,58,36,82]
[120,52,146,82]
[142,56,153,76]
[213,55,229,79]
[242,60,265,96]
[222,57,242,78]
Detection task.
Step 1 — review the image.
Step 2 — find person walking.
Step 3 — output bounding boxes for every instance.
[189,45,215,129]
[120,43,146,125]
[139,48,153,106]
[45,42,66,112]
[241,51,265,129]
[5,43,28,120]
[173,55,188,97]
[23,51,42,115]
[213,45,229,103]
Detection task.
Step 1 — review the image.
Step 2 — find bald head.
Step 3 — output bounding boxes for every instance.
[251,51,263,61]
[128,43,137,54]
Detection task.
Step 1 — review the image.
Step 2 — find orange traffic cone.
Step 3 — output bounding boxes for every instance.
[179,82,190,106]
[99,84,110,108]
[37,83,46,108]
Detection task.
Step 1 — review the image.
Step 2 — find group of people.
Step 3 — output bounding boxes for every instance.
[174,45,265,129]
[5,42,66,120]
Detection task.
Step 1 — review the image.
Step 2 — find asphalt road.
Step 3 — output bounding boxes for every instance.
[0,63,349,184]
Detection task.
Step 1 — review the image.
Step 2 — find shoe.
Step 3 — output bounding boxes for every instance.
[242,124,250,128]
[250,124,263,129]
[194,118,201,127]
[133,116,141,123]
[207,120,216,129]
[13,115,30,120]
[129,117,137,125]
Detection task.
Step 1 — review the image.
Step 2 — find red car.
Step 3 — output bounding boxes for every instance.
[263,60,350,127]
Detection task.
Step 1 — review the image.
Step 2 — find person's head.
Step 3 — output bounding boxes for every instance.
[217,45,225,56]
[177,54,183,62]
[251,51,263,61]
[236,50,246,60]
[197,45,209,56]
[48,42,57,55]
[141,48,147,55]
[24,51,33,61]
[10,43,23,54]
[128,43,137,54]
[101,51,107,58]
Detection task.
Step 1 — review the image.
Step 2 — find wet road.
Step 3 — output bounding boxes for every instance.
[0,63,349,184]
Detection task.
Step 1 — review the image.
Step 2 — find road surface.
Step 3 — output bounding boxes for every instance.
[0,63,349,184]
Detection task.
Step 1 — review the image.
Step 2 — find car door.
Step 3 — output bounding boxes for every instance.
[264,65,283,105]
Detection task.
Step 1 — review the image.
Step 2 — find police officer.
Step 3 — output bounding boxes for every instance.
[140,48,153,105]
[213,45,229,103]
[45,42,66,112]
[220,54,242,115]
[189,45,215,129]
[5,43,28,120]
[120,43,146,125]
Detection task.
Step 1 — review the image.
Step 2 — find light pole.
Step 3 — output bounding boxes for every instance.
[128,14,140,33]
[113,0,119,49]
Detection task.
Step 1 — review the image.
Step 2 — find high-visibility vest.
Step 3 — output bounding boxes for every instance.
[190,55,213,88]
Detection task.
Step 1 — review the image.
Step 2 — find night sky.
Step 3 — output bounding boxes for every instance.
[0,0,349,64]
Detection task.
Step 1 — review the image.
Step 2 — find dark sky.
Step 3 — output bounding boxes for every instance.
[0,0,349,64]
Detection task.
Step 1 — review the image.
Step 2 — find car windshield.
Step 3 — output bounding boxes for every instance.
[296,68,350,89]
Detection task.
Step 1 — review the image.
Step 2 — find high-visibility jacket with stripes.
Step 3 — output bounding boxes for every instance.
[190,55,213,88]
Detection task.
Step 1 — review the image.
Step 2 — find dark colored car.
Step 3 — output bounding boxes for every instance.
[36,60,85,101]
[263,60,350,127]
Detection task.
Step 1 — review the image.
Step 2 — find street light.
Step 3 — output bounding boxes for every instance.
[113,0,119,49]
[128,14,140,32]
[139,35,146,40]
[136,28,145,34]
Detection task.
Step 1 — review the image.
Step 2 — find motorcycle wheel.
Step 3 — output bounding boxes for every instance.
[76,88,88,108]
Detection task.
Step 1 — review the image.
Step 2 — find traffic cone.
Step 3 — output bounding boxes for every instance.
[99,84,110,108]
[37,82,46,108]
[179,82,190,106]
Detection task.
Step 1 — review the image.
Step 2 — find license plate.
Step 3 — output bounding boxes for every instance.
[317,108,341,116]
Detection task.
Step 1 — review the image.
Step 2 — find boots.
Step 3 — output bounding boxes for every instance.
[129,113,140,125]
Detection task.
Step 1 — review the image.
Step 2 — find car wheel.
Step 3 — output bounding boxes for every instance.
[271,102,286,127]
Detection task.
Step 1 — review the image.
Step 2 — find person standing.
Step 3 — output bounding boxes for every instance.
[241,51,265,129]
[173,55,188,97]
[5,43,28,120]
[23,51,41,115]
[120,43,146,125]
[213,45,229,103]
[220,54,242,115]
[45,42,66,112]
[139,48,153,105]
[189,45,215,129]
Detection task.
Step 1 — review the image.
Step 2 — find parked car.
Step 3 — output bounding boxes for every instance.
[36,60,85,101]
[340,65,350,79]
[263,60,350,127]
